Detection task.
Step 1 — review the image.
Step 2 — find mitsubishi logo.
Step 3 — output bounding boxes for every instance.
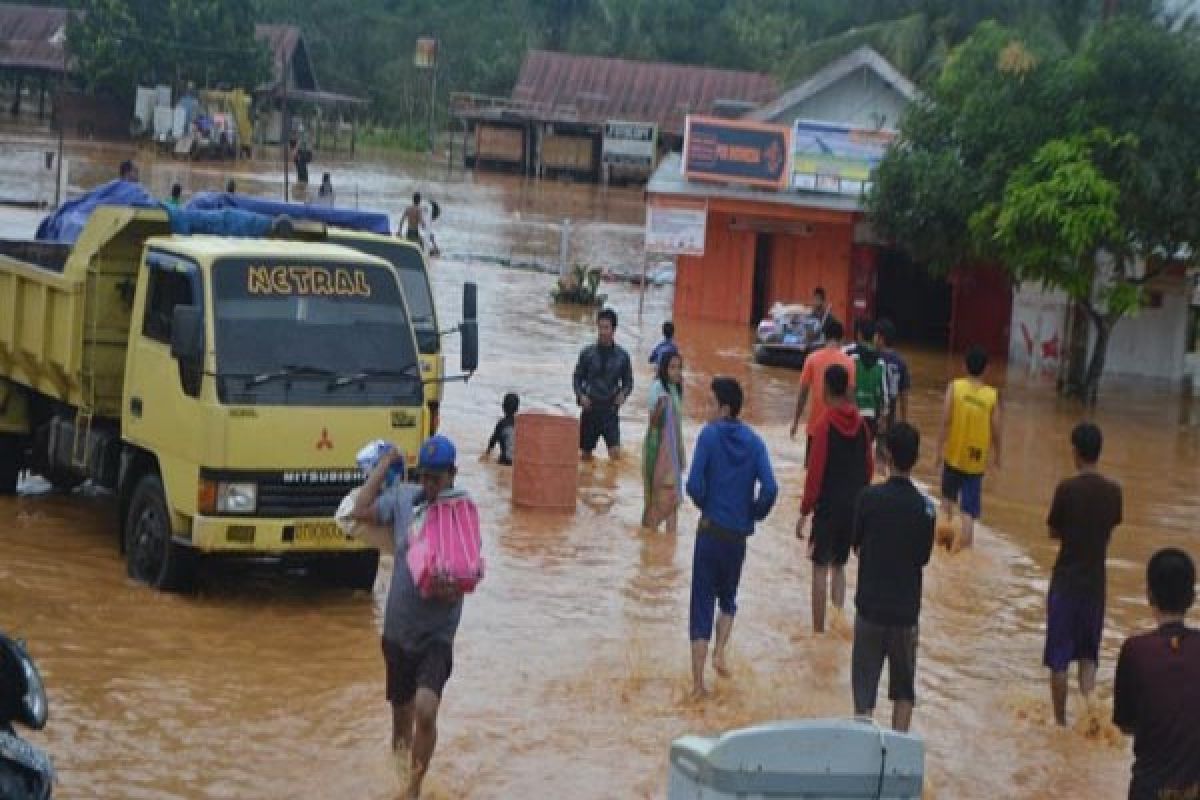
[315,428,334,450]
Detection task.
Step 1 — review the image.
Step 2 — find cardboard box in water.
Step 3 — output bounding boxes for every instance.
[512,413,578,510]
[668,718,924,799]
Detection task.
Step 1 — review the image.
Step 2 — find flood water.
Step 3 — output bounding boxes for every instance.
[2,135,1199,799]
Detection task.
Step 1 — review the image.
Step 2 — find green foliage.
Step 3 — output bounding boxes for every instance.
[553,265,607,307]
[975,132,1125,299]
[242,0,1178,128]
[870,14,1200,401]
[70,0,269,98]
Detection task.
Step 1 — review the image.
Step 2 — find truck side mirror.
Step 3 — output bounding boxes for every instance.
[463,282,477,323]
[460,283,478,374]
[460,320,478,374]
[170,305,204,363]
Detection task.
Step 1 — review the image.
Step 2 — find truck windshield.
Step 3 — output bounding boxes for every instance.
[211,258,422,407]
[328,235,438,355]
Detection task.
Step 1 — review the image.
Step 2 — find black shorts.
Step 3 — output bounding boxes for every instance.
[580,405,620,453]
[852,616,918,712]
[810,511,853,567]
[382,638,453,706]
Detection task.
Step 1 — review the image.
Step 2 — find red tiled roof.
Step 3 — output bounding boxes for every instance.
[0,4,69,72]
[512,50,778,135]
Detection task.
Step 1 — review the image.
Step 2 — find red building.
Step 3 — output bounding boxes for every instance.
[646,106,1012,356]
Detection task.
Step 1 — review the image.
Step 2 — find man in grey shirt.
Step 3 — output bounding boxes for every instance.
[352,434,467,800]
[573,307,633,460]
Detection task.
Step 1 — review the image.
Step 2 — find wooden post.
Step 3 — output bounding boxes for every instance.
[282,55,290,202]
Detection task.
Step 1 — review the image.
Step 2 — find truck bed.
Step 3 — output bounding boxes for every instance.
[0,239,70,272]
[0,208,170,418]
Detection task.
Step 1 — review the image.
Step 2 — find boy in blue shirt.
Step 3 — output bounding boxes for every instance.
[686,377,778,699]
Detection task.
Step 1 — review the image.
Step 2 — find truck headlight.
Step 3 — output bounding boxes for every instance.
[217,482,257,514]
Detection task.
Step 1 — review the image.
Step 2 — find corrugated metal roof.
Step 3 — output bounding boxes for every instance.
[0,3,69,72]
[512,50,778,136]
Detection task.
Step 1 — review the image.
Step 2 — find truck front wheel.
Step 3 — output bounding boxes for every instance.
[124,474,195,591]
[0,433,22,495]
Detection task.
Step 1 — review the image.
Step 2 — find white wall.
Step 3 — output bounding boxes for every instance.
[1010,277,1190,382]
[1100,275,1190,382]
[775,68,910,130]
[1009,282,1068,377]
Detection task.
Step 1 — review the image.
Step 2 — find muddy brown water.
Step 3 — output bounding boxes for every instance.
[1,139,1199,798]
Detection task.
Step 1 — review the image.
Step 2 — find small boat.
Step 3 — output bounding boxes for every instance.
[754,302,819,368]
[668,718,924,799]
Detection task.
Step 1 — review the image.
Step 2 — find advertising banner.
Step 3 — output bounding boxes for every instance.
[683,116,791,189]
[791,121,895,195]
[602,121,657,168]
[645,198,707,256]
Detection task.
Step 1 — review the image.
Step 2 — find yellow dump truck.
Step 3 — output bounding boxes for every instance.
[0,207,478,592]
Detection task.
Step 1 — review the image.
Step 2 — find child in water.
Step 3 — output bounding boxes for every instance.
[485,393,519,465]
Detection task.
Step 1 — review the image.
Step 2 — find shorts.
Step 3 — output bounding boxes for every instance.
[1043,589,1105,672]
[852,615,919,712]
[689,522,747,641]
[382,638,454,706]
[941,465,983,518]
[580,405,620,453]
[810,511,854,567]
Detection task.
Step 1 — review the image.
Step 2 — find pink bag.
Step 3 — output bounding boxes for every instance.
[406,495,484,598]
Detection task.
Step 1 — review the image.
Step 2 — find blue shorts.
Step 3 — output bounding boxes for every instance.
[689,525,747,641]
[941,465,983,518]
[1043,589,1105,672]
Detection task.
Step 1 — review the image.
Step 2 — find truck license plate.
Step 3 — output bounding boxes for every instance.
[295,521,343,544]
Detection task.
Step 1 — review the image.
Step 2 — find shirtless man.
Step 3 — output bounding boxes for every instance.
[402,193,427,250]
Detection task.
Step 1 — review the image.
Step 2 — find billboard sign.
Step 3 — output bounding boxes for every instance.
[645,198,707,256]
[791,120,895,195]
[683,116,790,190]
[602,121,657,168]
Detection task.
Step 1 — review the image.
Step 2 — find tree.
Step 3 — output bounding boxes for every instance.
[70,0,269,98]
[869,17,1200,403]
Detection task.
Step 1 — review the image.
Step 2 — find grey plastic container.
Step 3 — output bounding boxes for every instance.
[667,718,924,799]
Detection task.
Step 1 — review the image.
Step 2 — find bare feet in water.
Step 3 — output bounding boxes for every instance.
[713,652,731,678]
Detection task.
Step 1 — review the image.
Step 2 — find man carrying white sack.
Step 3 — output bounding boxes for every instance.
[350,435,469,800]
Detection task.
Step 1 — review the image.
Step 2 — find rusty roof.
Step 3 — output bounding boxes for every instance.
[0,6,317,91]
[0,3,69,72]
[512,50,778,135]
[254,23,318,92]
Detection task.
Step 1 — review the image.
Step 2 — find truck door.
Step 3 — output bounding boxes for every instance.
[123,252,206,516]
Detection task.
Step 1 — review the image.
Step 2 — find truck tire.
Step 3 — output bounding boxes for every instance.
[124,473,195,591]
[0,433,21,495]
[315,550,380,591]
[30,426,83,492]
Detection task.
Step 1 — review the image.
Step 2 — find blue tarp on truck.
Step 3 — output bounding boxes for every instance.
[35,180,162,243]
[186,192,393,235]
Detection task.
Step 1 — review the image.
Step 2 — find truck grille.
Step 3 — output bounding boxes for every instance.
[256,478,360,518]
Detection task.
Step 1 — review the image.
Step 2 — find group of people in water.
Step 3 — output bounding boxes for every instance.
[563,302,1198,800]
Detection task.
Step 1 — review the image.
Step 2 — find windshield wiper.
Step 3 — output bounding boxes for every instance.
[243,364,339,389]
[327,364,421,391]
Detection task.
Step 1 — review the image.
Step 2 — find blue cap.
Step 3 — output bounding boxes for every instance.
[418,435,457,472]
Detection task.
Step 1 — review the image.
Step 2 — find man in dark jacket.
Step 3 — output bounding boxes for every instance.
[850,422,935,732]
[799,364,873,633]
[685,377,777,699]
[573,308,634,460]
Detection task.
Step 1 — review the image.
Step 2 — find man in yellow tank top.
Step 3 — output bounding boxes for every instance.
[935,347,1002,549]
